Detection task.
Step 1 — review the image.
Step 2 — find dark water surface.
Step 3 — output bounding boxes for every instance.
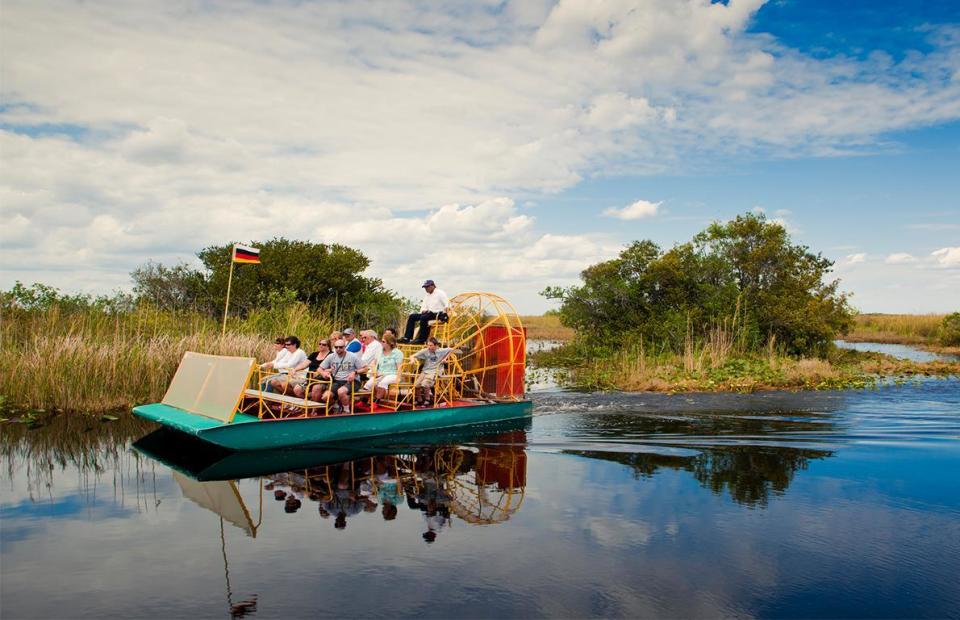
[3,376,959,618]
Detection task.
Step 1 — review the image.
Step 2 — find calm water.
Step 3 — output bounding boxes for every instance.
[3,353,959,618]
[835,339,960,362]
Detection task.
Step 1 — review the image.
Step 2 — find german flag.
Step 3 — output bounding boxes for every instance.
[232,244,261,264]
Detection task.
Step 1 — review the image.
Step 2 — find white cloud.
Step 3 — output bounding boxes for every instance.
[833,254,960,313]
[932,247,960,267]
[885,253,917,264]
[845,253,867,265]
[604,199,662,220]
[1,0,959,311]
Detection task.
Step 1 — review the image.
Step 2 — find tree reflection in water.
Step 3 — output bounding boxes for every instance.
[1,412,157,505]
[570,446,829,507]
[556,404,837,506]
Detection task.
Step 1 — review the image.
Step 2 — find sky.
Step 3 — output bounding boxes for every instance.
[1,0,958,314]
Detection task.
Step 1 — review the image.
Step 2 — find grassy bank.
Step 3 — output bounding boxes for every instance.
[532,341,960,393]
[0,303,346,413]
[520,314,575,341]
[846,313,943,344]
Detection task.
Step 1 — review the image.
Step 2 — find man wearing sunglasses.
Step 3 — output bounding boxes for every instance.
[317,338,368,413]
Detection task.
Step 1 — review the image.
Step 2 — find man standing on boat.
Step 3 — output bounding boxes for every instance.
[400,280,450,345]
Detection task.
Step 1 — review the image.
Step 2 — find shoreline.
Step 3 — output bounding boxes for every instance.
[839,334,960,356]
[529,344,960,394]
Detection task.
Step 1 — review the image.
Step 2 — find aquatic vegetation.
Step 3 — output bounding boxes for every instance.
[533,341,959,393]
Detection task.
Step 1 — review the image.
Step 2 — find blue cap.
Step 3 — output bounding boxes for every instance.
[422,280,435,288]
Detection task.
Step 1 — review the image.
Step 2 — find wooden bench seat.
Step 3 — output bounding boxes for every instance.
[243,388,325,408]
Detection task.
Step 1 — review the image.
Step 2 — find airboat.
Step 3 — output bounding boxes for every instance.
[133,292,532,450]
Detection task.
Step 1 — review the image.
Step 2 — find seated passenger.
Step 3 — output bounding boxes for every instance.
[291,338,332,400]
[342,328,362,353]
[258,337,288,390]
[317,339,367,413]
[400,280,450,344]
[383,326,399,341]
[411,337,461,406]
[359,329,383,376]
[365,333,403,402]
[262,336,307,393]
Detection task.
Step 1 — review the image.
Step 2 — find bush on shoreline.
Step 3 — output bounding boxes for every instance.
[532,343,960,393]
[940,313,960,347]
[543,212,853,358]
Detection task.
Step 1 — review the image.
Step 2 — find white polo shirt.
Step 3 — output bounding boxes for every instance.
[420,288,450,313]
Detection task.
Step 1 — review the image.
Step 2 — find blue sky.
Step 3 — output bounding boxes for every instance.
[1,0,958,313]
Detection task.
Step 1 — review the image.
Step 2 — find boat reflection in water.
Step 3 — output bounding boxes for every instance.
[134,419,530,540]
[131,420,529,617]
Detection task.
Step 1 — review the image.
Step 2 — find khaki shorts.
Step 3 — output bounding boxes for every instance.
[266,373,304,389]
[415,372,437,388]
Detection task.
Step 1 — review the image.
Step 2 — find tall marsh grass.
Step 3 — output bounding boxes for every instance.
[846,313,945,344]
[0,302,349,411]
[532,313,960,393]
[520,314,575,341]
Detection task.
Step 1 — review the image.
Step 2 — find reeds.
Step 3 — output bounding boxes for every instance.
[846,313,945,344]
[519,314,575,341]
[0,302,346,412]
[532,309,960,393]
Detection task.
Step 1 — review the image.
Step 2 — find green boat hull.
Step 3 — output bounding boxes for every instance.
[133,417,532,480]
[132,400,533,451]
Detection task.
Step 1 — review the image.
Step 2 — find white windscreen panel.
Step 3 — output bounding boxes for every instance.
[162,352,254,422]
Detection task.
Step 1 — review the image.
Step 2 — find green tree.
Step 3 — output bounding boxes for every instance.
[130,238,407,326]
[693,214,852,354]
[2,281,135,313]
[131,261,211,312]
[544,212,853,356]
[940,312,960,346]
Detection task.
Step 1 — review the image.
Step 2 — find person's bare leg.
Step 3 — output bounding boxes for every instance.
[293,384,305,398]
[338,386,351,411]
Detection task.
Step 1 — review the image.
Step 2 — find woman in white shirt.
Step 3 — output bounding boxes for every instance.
[263,336,308,393]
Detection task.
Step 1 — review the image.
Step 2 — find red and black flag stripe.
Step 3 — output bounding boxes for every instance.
[232,244,261,264]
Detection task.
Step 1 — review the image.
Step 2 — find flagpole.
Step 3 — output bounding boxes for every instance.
[222,249,236,336]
